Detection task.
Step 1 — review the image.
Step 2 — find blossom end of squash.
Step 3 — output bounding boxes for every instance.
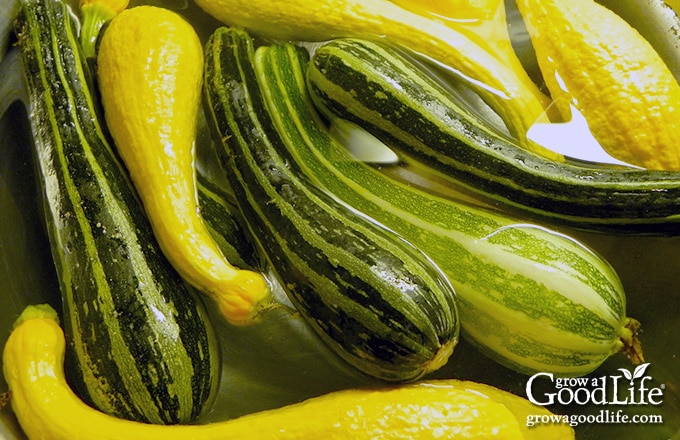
[214,270,274,326]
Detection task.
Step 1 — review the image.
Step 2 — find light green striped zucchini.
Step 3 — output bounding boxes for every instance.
[203,27,459,382]
[15,0,219,424]
[251,39,643,377]
[306,38,680,234]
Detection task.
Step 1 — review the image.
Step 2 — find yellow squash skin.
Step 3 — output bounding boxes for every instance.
[389,0,526,85]
[3,304,574,440]
[80,0,129,11]
[516,0,680,170]
[193,0,562,160]
[97,6,271,326]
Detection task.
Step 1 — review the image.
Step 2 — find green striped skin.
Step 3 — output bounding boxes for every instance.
[203,27,459,382]
[252,41,642,377]
[306,38,680,235]
[15,0,219,424]
[198,174,261,271]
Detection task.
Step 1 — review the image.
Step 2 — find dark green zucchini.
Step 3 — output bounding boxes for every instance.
[196,108,261,272]
[203,27,459,382]
[15,0,219,424]
[306,38,680,234]
[250,41,643,377]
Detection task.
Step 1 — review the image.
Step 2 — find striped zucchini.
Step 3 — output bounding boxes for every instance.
[15,0,219,424]
[250,40,644,377]
[197,108,261,271]
[203,27,459,382]
[306,38,680,234]
[198,174,261,271]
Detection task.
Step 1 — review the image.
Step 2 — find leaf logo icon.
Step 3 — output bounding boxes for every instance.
[618,362,650,385]
[618,368,632,382]
[633,363,650,379]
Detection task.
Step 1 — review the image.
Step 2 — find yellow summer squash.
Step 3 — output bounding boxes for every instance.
[390,0,528,84]
[97,6,271,326]
[516,0,680,170]
[3,304,575,440]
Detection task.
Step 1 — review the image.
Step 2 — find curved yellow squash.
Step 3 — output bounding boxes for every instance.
[516,0,680,170]
[3,305,574,440]
[97,6,271,325]
[390,0,525,84]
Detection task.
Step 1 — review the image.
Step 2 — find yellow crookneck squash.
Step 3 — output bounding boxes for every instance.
[96,5,272,326]
[516,0,680,170]
[3,304,575,440]
[390,0,525,84]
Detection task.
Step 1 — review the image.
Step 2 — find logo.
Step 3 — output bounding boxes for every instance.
[526,363,665,406]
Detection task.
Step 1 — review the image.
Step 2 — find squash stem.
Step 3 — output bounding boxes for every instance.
[79,3,117,58]
[620,317,645,364]
[12,303,59,328]
[0,391,10,411]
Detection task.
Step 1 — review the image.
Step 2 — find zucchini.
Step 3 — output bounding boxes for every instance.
[203,27,459,382]
[196,106,262,271]
[250,40,644,377]
[306,38,680,234]
[198,174,261,271]
[15,0,219,424]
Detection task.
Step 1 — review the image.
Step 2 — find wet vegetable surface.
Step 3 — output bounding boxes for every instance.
[1,0,679,438]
